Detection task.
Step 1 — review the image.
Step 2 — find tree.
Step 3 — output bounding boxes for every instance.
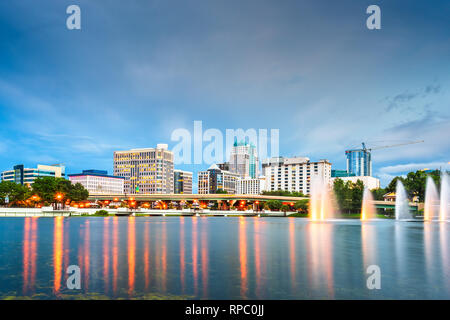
[280,204,290,216]
[32,177,59,203]
[215,189,228,194]
[0,181,31,206]
[294,199,309,213]
[372,188,386,201]
[262,190,306,197]
[68,183,89,202]
[385,176,404,193]
[266,200,282,211]
[351,180,365,213]
[403,170,440,202]
[32,177,89,208]
[333,178,365,214]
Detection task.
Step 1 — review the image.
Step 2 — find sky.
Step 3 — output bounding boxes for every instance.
[0,0,449,190]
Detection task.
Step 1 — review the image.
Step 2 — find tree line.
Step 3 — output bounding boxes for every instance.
[0,176,89,207]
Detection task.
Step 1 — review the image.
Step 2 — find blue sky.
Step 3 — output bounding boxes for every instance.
[0,0,449,189]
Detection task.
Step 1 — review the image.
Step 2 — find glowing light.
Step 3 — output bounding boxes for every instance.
[361,187,376,221]
[53,217,64,294]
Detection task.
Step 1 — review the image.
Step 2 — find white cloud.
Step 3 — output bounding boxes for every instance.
[379,162,450,174]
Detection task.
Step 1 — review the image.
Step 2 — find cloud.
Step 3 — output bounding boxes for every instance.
[425,84,441,95]
[371,111,450,163]
[385,83,443,112]
[379,162,450,174]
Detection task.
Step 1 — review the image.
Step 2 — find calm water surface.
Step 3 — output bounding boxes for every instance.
[0,217,449,299]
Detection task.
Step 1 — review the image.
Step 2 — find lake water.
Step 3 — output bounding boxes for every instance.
[0,216,449,299]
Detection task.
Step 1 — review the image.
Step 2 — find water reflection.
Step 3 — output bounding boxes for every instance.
[112,217,119,295]
[201,218,208,297]
[103,218,110,293]
[23,218,38,295]
[144,221,150,290]
[424,223,433,283]
[11,217,450,299]
[361,223,377,269]
[179,217,185,293]
[439,223,449,294]
[306,223,334,298]
[128,217,136,296]
[254,218,262,298]
[53,217,64,294]
[289,219,296,293]
[239,217,248,298]
[192,217,199,295]
[161,220,167,293]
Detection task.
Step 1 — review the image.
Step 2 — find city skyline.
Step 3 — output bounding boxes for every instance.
[0,1,449,189]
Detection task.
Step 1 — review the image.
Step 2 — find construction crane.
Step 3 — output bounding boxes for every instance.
[360,140,424,152]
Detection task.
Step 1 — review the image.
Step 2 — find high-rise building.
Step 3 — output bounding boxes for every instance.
[68,170,124,194]
[236,177,266,195]
[174,169,193,194]
[217,162,230,171]
[229,140,259,178]
[261,157,331,195]
[198,164,239,194]
[345,149,372,176]
[113,144,174,194]
[1,164,65,186]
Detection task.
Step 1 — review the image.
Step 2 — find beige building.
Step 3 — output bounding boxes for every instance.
[261,157,332,195]
[174,169,193,194]
[113,144,174,194]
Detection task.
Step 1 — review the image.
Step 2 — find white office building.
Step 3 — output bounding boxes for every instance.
[236,177,265,195]
[261,157,332,195]
[331,176,380,190]
[68,170,124,194]
[1,164,65,186]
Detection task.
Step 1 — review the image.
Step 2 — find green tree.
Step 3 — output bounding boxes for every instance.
[385,176,404,193]
[294,199,309,213]
[333,179,352,213]
[403,170,440,202]
[68,183,89,202]
[262,190,306,197]
[280,204,290,216]
[0,181,31,206]
[372,188,386,201]
[32,177,89,208]
[215,189,228,194]
[350,180,365,213]
[266,200,282,211]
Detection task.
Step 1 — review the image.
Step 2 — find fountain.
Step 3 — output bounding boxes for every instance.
[309,176,337,221]
[439,172,449,221]
[395,180,412,220]
[361,187,376,221]
[424,176,439,221]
